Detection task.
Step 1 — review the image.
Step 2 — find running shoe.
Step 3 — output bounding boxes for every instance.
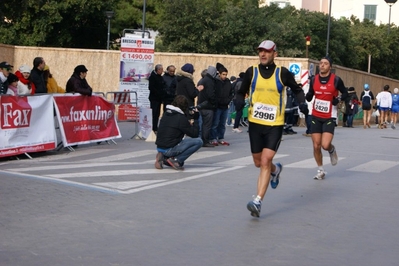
[155,152,163,169]
[218,140,230,146]
[391,124,396,129]
[270,162,282,189]
[210,140,219,146]
[313,170,326,180]
[166,158,184,171]
[232,128,242,133]
[247,199,262,218]
[329,145,338,166]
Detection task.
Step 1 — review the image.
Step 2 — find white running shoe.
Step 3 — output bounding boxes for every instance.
[232,128,242,133]
[313,170,326,180]
[329,145,338,166]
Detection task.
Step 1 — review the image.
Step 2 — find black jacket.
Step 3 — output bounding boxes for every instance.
[30,67,47,93]
[0,78,8,95]
[197,73,217,110]
[176,70,199,107]
[66,73,93,96]
[215,77,233,109]
[148,70,166,102]
[162,72,177,102]
[156,105,200,149]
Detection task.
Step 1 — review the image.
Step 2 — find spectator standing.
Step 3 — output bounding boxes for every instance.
[0,61,13,95]
[44,65,65,93]
[360,83,374,129]
[210,63,234,146]
[154,95,203,170]
[15,65,36,95]
[197,66,218,147]
[148,64,166,134]
[162,65,177,111]
[226,75,236,127]
[30,57,47,94]
[6,73,19,95]
[237,40,306,218]
[176,63,199,107]
[232,72,245,133]
[66,65,93,96]
[346,87,359,128]
[306,56,348,180]
[376,85,392,129]
[283,86,298,135]
[391,88,399,129]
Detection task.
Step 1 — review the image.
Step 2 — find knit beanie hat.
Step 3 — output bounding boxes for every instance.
[181,63,194,74]
[7,73,19,83]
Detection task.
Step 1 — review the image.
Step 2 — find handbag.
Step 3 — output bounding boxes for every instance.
[338,101,346,113]
[372,110,380,117]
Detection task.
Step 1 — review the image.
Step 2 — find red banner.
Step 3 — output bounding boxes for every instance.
[53,94,121,146]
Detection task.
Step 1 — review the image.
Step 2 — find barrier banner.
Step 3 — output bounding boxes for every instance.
[0,95,57,158]
[53,94,121,146]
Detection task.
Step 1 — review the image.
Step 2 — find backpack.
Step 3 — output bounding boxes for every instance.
[362,90,371,110]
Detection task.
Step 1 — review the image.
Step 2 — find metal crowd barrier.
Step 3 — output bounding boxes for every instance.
[106,91,141,140]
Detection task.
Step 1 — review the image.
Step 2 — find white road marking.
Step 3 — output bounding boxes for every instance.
[33,149,112,162]
[348,160,399,173]
[46,167,222,178]
[285,157,345,168]
[82,150,155,162]
[94,180,166,190]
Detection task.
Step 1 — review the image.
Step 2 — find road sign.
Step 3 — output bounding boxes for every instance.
[289,63,302,82]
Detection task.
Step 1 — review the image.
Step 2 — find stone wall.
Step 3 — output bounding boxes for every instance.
[1,44,398,98]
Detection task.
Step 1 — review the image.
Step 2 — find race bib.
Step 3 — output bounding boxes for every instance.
[314,99,330,113]
[252,103,277,122]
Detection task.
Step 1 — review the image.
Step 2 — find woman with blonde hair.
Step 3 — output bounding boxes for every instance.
[43,65,65,93]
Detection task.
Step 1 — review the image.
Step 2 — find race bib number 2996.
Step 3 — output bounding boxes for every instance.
[252,103,277,122]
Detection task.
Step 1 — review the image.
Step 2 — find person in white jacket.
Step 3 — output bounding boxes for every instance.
[376,85,392,129]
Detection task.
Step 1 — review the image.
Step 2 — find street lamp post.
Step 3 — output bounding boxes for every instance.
[385,0,397,34]
[326,0,332,56]
[384,0,396,76]
[105,11,114,50]
[142,0,147,38]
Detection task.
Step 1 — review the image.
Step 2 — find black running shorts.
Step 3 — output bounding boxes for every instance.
[248,122,283,153]
[310,116,335,134]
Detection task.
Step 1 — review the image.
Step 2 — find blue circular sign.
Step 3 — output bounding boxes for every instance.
[289,64,300,75]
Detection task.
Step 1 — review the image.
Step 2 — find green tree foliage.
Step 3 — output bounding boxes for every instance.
[0,0,398,78]
[0,0,119,48]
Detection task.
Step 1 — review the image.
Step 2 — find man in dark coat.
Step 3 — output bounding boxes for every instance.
[30,57,47,94]
[66,65,93,96]
[148,64,166,133]
[197,66,217,147]
[162,65,177,111]
[176,63,200,107]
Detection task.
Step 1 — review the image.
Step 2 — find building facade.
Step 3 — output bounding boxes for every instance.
[260,0,399,26]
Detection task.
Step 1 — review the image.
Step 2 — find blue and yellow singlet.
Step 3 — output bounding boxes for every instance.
[248,65,286,126]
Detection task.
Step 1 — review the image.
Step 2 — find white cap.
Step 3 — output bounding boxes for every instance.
[19,64,31,74]
[257,40,277,51]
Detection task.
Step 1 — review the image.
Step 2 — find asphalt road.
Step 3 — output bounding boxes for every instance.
[1,121,399,266]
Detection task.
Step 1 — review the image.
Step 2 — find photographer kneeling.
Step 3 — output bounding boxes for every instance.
[155,95,203,170]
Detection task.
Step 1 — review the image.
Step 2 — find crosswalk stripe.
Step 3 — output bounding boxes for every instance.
[93,180,166,190]
[285,157,345,168]
[82,150,155,162]
[6,162,134,172]
[46,166,222,178]
[348,160,399,173]
[212,154,288,166]
[34,149,112,162]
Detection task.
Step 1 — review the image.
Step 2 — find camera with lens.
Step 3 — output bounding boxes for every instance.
[189,105,200,111]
